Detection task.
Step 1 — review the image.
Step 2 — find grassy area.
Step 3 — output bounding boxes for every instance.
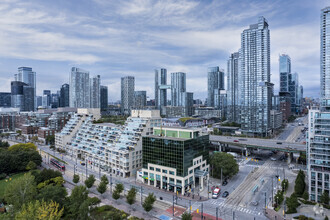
[93,115,128,125]
[0,172,26,199]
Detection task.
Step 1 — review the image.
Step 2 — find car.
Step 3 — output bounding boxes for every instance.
[81,162,86,166]
[276,142,282,145]
[251,201,259,206]
[233,140,239,142]
[222,191,229,198]
[222,180,228,186]
[270,157,276,161]
[254,157,262,161]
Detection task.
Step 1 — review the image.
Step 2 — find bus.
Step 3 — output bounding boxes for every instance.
[212,186,221,199]
[50,158,65,171]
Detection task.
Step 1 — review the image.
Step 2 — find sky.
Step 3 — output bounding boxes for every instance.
[0,0,328,102]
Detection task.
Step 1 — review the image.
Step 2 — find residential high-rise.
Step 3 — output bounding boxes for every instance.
[100,85,108,111]
[155,68,170,110]
[43,90,51,107]
[59,83,70,107]
[207,67,224,107]
[15,67,36,110]
[11,81,34,112]
[121,76,135,114]
[70,67,90,108]
[227,52,240,123]
[134,91,147,109]
[181,92,194,116]
[90,75,100,108]
[171,72,186,106]
[0,92,11,107]
[240,17,272,136]
[307,7,330,202]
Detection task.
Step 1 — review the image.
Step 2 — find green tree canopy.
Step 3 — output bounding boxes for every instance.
[181,212,193,220]
[115,183,124,194]
[101,174,109,184]
[15,200,64,220]
[73,174,80,184]
[286,194,300,214]
[294,170,306,196]
[143,193,156,212]
[320,190,329,205]
[126,188,137,205]
[32,168,62,184]
[26,161,37,170]
[37,184,67,207]
[8,143,37,151]
[84,175,96,188]
[97,181,107,195]
[4,173,37,210]
[210,152,239,179]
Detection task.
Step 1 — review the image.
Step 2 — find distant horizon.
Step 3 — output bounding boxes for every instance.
[0,0,328,101]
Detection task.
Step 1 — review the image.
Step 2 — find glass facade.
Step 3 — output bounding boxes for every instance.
[207,67,224,107]
[121,76,135,114]
[142,135,209,177]
[227,52,240,123]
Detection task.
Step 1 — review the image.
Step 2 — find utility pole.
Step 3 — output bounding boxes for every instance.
[85,162,88,177]
[99,165,101,179]
[208,178,210,199]
[189,200,191,214]
[201,203,203,220]
[272,177,274,206]
[110,174,113,193]
[172,195,175,216]
[216,207,219,220]
[74,165,76,176]
[233,210,235,220]
[141,186,143,205]
[221,168,223,184]
[264,191,267,213]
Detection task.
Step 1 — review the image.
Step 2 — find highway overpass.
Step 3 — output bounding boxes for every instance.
[210,135,306,154]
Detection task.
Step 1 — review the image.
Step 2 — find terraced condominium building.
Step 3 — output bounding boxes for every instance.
[141,127,209,195]
[66,109,161,177]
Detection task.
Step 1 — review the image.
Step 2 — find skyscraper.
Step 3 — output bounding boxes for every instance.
[155,68,170,109]
[70,67,90,108]
[134,91,147,109]
[15,67,36,110]
[207,67,224,107]
[100,85,108,111]
[240,17,272,136]
[171,72,186,106]
[227,52,240,123]
[121,76,135,114]
[307,7,330,202]
[43,90,51,107]
[0,93,11,107]
[279,54,291,93]
[90,75,101,108]
[59,83,70,107]
[11,81,34,111]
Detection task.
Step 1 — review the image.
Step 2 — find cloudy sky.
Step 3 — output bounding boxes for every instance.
[0,0,327,101]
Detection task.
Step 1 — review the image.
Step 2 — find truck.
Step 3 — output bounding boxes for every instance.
[212,186,221,199]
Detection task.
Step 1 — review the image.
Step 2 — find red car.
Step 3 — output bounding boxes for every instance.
[233,140,239,142]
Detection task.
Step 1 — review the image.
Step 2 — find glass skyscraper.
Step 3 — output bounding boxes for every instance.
[90,75,101,108]
[100,85,108,111]
[240,17,272,136]
[171,72,186,106]
[207,67,224,107]
[279,54,291,93]
[307,7,330,202]
[15,67,36,110]
[155,68,170,110]
[59,83,70,107]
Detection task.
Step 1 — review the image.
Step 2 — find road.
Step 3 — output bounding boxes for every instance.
[276,115,308,142]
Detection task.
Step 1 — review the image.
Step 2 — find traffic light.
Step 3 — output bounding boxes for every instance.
[197,209,199,213]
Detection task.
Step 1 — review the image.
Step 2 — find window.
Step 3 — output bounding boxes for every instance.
[149,166,154,171]
[162,169,167,174]
[169,171,175,175]
[189,170,193,174]
[156,168,161,172]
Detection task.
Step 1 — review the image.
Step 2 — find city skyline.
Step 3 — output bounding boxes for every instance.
[0,0,328,101]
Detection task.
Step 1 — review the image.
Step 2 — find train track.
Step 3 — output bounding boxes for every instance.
[225,160,275,207]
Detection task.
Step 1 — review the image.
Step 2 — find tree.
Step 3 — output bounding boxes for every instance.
[32,168,62,184]
[210,152,239,179]
[37,185,67,207]
[26,161,37,170]
[320,190,329,205]
[115,183,124,194]
[8,143,37,151]
[282,179,289,192]
[97,181,107,196]
[286,194,300,214]
[30,136,39,142]
[64,185,89,219]
[4,173,37,210]
[15,200,64,220]
[101,174,109,184]
[46,135,55,145]
[73,174,80,184]
[294,170,306,196]
[84,175,96,188]
[181,212,193,220]
[325,216,329,220]
[126,188,137,205]
[112,190,120,200]
[142,193,156,212]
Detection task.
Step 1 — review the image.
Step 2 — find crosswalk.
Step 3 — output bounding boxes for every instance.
[206,199,263,216]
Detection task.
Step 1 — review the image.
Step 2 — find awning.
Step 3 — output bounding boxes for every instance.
[194,170,208,177]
